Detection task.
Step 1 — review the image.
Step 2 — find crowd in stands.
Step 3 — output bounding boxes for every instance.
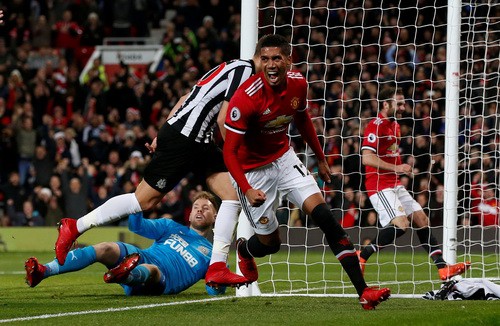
[0,0,498,228]
[0,0,242,226]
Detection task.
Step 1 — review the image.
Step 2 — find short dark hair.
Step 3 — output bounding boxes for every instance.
[378,85,403,103]
[254,34,291,57]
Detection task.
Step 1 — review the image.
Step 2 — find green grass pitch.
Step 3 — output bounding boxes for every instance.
[1,251,498,325]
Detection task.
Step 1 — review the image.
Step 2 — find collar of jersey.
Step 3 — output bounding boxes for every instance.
[260,72,288,97]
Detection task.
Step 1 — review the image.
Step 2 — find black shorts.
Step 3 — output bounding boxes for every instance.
[143,124,227,193]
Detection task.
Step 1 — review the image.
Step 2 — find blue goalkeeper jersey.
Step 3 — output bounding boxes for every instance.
[127,213,212,294]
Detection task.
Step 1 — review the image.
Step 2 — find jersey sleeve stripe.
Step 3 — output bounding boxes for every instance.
[225,65,253,100]
[224,123,246,134]
[361,145,377,152]
[245,78,264,96]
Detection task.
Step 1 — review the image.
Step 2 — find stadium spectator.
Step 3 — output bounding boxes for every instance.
[31,15,52,49]
[79,12,104,47]
[338,187,359,228]
[108,0,133,38]
[31,145,55,188]
[14,114,37,185]
[221,34,390,310]
[7,198,44,227]
[157,189,185,225]
[43,197,63,227]
[7,13,31,50]
[25,191,225,296]
[357,85,470,281]
[362,210,378,228]
[470,182,499,227]
[57,158,90,218]
[32,186,52,218]
[120,150,146,188]
[52,9,82,63]
[81,57,108,89]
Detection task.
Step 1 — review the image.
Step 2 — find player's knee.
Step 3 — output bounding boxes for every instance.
[311,203,345,231]
[93,242,118,263]
[311,203,333,225]
[139,198,158,211]
[93,242,116,255]
[311,203,347,241]
[135,188,163,211]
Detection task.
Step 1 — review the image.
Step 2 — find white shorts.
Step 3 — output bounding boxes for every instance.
[369,185,422,227]
[231,148,319,235]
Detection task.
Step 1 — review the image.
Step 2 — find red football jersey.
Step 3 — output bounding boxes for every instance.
[361,113,402,196]
[474,198,499,226]
[224,71,308,171]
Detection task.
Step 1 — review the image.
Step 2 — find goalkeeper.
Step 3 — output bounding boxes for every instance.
[25,191,225,296]
[358,85,470,280]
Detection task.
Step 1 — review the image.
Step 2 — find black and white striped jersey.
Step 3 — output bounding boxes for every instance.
[167,59,256,143]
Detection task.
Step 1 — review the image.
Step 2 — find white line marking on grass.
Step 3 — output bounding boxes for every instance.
[0,296,234,323]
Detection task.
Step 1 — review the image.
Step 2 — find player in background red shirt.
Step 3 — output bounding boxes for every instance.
[223,34,390,310]
[358,85,470,280]
[470,182,499,226]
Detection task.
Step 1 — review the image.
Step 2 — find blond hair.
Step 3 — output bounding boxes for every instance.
[192,191,219,212]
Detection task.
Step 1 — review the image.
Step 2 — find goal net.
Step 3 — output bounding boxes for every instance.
[241,0,500,298]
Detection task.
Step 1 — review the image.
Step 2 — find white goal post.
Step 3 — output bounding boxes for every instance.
[237,0,500,298]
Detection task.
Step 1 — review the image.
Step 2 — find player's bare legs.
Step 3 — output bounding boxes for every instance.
[205,172,251,287]
[55,180,164,264]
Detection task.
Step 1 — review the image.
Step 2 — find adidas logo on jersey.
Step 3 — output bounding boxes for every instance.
[263,108,271,115]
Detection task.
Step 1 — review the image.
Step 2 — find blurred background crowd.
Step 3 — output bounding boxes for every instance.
[0,0,498,228]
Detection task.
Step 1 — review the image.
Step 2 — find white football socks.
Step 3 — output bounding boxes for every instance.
[210,200,241,264]
[76,193,142,233]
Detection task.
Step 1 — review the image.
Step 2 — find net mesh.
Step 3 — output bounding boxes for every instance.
[251,0,500,297]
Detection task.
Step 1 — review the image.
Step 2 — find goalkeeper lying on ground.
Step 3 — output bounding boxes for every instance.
[25,191,225,296]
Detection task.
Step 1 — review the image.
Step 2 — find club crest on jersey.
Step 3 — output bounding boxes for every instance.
[291,97,300,110]
[259,217,269,225]
[230,107,241,121]
[197,245,210,256]
[156,178,167,189]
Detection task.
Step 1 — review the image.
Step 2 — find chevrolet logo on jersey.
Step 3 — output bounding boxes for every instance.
[264,115,293,128]
[164,236,199,268]
[387,143,399,156]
